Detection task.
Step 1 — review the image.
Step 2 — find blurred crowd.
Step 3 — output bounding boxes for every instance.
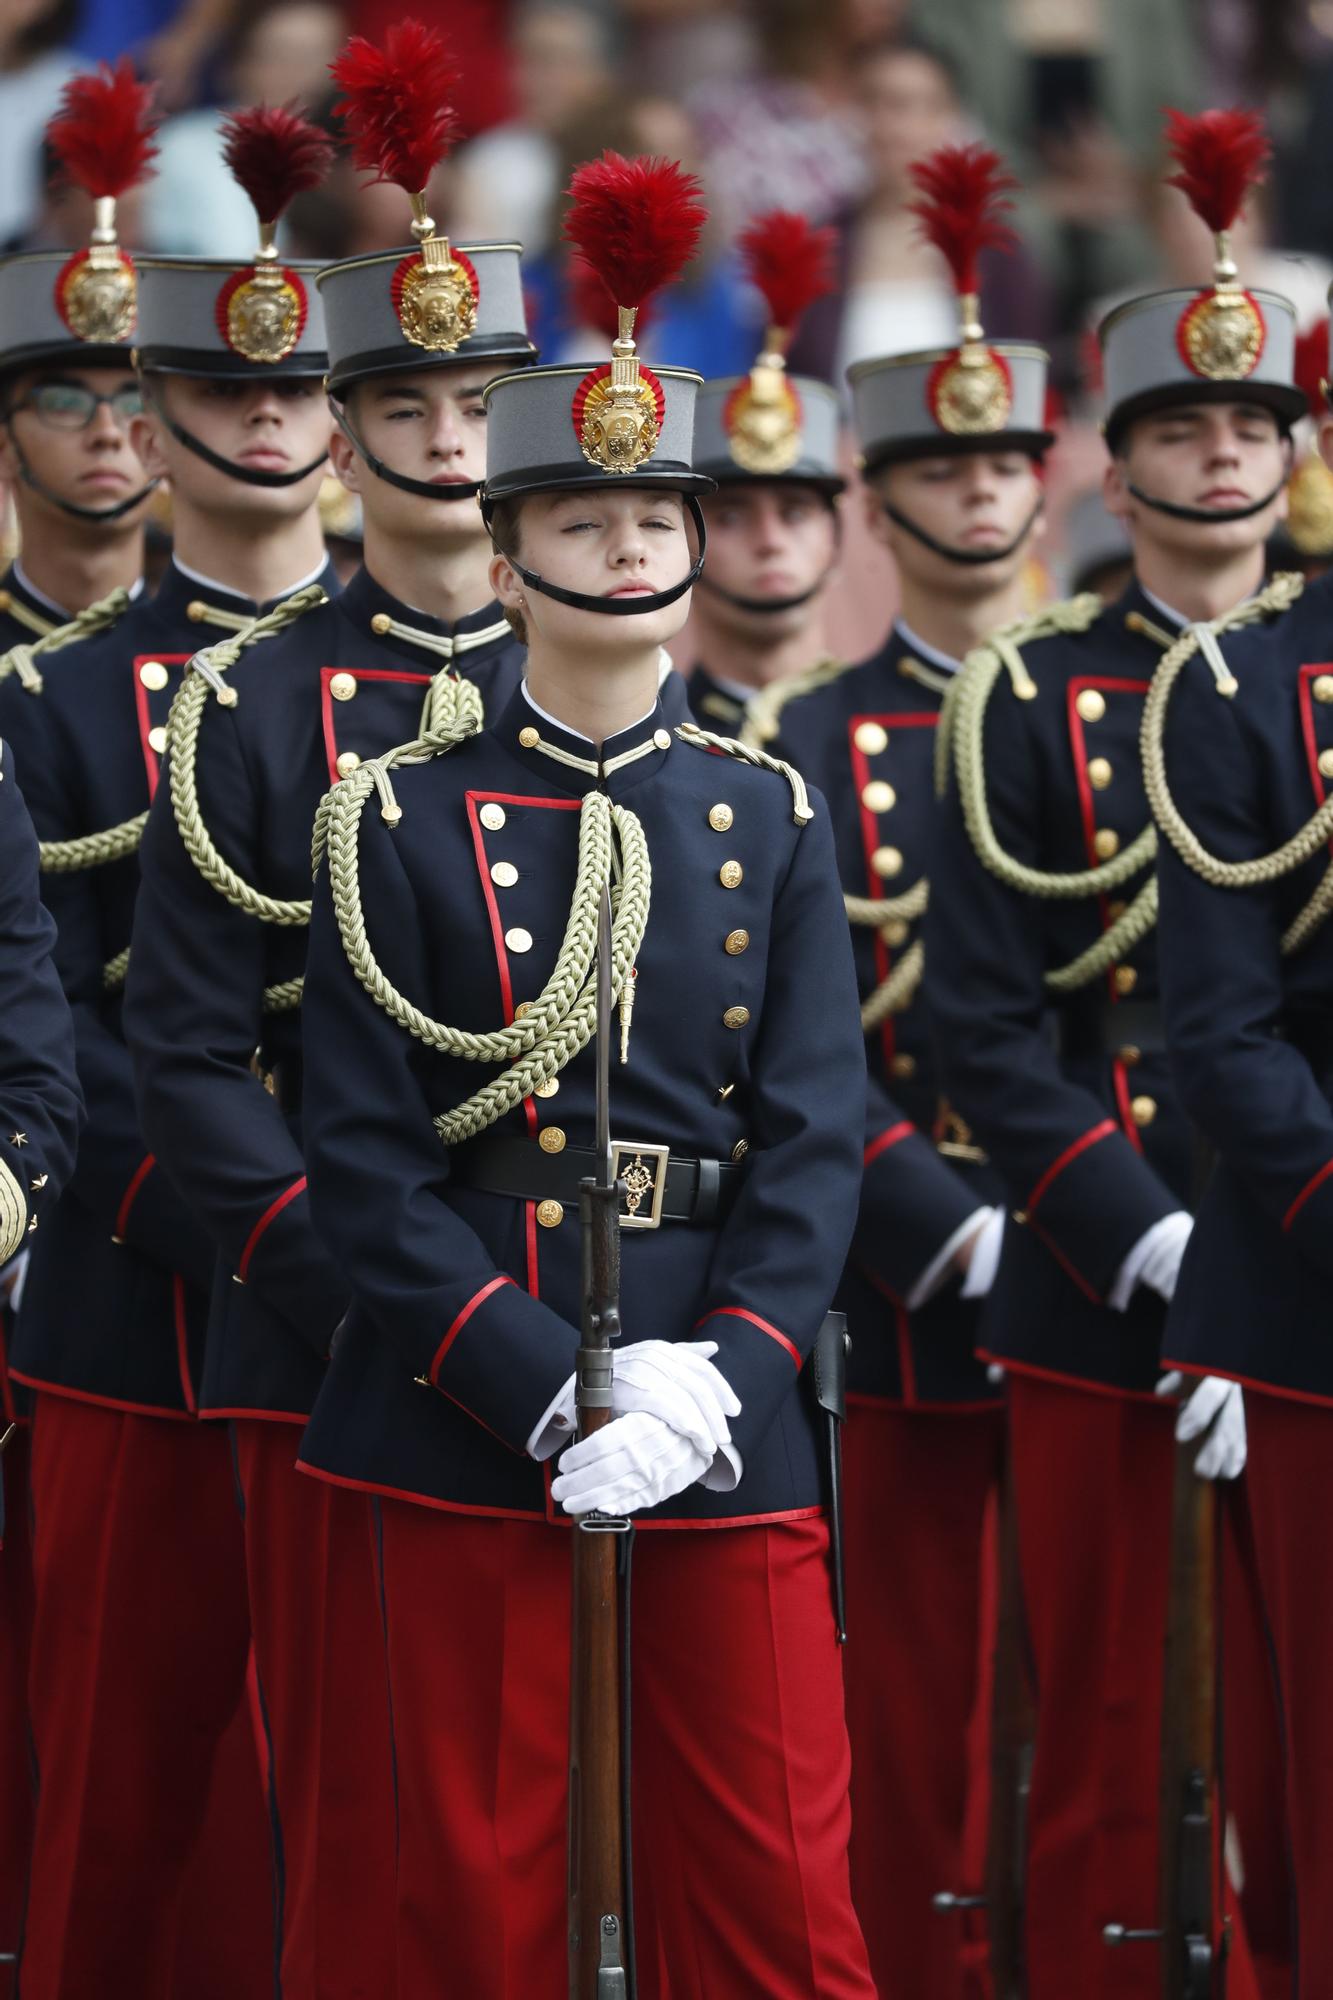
[6,0,1333,647]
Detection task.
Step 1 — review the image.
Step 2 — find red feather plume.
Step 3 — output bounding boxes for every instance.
[220,104,333,225]
[738,210,836,334]
[330,20,460,193]
[906,143,1017,295]
[46,58,160,200]
[563,153,707,311]
[1163,108,1270,234]
[1295,319,1329,414]
[569,254,656,343]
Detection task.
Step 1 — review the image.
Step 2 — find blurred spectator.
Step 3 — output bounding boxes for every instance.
[451,4,617,258]
[342,0,514,139]
[0,0,78,250]
[141,0,346,256]
[616,0,754,99]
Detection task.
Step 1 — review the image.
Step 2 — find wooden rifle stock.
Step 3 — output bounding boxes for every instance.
[1158,1439,1223,2000]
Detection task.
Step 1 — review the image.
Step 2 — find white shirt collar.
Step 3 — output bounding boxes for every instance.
[171,553,327,603]
[13,559,144,619]
[1138,585,1188,630]
[521,680,659,746]
[894,616,962,674]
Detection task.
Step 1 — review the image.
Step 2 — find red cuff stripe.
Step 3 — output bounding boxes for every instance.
[114,1154,157,1240]
[430,1275,516,1384]
[697,1305,801,1370]
[864,1121,915,1169]
[1027,1119,1117,1214]
[1283,1158,1333,1233]
[238,1177,307,1281]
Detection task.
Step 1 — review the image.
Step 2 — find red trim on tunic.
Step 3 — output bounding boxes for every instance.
[198,1405,308,1425]
[696,1305,802,1370]
[1064,674,1150,1007]
[1283,1157,1333,1233]
[975,1348,1163,1405]
[115,1154,157,1240]
[238,1177,306,1281]
[7,1371,194,1421]
[172,1275,196,1415]
[894,1300,917,1404]
[428,1275,516,1383]
[847,709,936,1075]
[1027,1119,1117,1212]
[1159,1357,1333,1412]
[1296,665,1333,848]
[320,665,432,788]
[132,654,190,799]
[1111,1056,1144,1157]
[863,1121,915,1169]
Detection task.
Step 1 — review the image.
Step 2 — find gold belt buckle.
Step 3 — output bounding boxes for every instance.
[610,1141,670,1230]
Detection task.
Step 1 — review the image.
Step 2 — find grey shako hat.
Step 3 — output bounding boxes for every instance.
[319,243,534,396]
[483,361,709,501]
[849,343,1053,474]
[135,255,330,377]
[693,374,843,494]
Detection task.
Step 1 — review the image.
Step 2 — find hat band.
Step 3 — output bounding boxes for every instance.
[330,400,482,503]
[485,494,708,617]
[1124,476,1287,526]
[141,376,328,489]
[882,495,1044,567]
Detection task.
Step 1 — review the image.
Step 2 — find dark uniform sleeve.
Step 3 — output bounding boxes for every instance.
[300,806,583,1453]
[1157,657,1333,1278]
[927,675,1179,1300]
[125,719,346,1352]
[0,689,214,1290]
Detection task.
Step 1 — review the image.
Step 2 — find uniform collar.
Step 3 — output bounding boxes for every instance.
[691,663,754,707]
[341,566,514,662]
[1115,575,1190,655]
[153,555,338,629]
[1,560,145,633]
[492,678,676,799]
[892,617,962,675]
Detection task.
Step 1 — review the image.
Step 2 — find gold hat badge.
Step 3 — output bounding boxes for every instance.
[907,143,1019,436]
[217,106,333,364]
[1165,109,1271,383]
[46,60,161,346]
[332,19,478,354]
[563,151,707,473]
[725,211,835,474]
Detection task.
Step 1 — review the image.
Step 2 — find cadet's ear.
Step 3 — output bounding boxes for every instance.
[0,420,17,485]
[328,423,360,494]
[862,477,892,552]
[489,545,522,611]
[1103,451,1131,524]
[128,406,169,484]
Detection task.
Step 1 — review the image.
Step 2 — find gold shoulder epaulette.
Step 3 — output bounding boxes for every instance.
[0,585,134,696]
[741,653,851,750]
[674,720,813,828]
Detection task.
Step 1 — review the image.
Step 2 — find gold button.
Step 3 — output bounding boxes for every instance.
[1076,689,1106,723]
[148,725,168,755]
[709,803,733,832]
[862,780,896,814]
[330,672,357,702]
[371,612,392,635]
[1114,965,1138,995]
[1118,1043,1141,1067]
[538,1126,566,1154]
[186,599,208,622]
[724,928,749,955]
[1316,675,1333,705]
[1012,1209,1029,1226]
[854,721,888,756]
[335,751,360,778]
[480,803,506,831]
[1130,1095,1157,1128]
[1088,757,1112,790]
[505,927,533,954]
[536,1199,564,1228]
[731,1139,750,1162]
[654,729,672,750]
[723,1005,750,1029]
[514,1001,531,1019]
[1319,749,1333,781]
[0,590,10,611]
[872,846,903,879]
[519,726,539,749]
[882,917,909,947]
[535,1076,559,1098]
[891,1052,916,1079]
[139,660,168,691]
[719,860,743,889]
[491,861,518,888]
[1093,828,1119,859]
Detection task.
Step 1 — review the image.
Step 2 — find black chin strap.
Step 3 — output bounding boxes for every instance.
[487,494,709,617]
[882,495,1045,567]
[141,376,328,489]
[10,435,157,524]
[330,400,483,503]
[1124,477,1287,525]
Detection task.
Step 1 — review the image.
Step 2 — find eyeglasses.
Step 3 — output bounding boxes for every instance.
[5,382,144,432]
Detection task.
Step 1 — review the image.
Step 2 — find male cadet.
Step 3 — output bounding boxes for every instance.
[0,66,157,1984]
[748,143,1051,2000]
[685,211,843,735]
[0,61,157,654]
[123,25,532,1994]
[928,111,1300,1999]
[290,147,875,2000]
[0,98,340,2000]
[1148,307,1333,2000]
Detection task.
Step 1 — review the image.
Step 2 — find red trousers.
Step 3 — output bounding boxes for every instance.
[20,1395,270,2000]
[372,1501,876,1999]
[842,1400,1004,2000]
[233,1421,396,2000]
[0,1429,33,2000]
[1244,1389,1333,2000]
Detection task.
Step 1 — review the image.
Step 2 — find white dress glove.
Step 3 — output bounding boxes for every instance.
[1156,1372,1247,1480]
[527,1339,740,1462]
[551,1411,713,1517]
[959,1206,1005,1301]
[1110,1210,1192,1310]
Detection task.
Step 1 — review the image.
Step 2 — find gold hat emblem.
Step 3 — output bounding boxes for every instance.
[928,295,1013,434]
[219,263,307,364]
[1177,285,1265,382]
[725,361,802,474]
[392,239,479,353]
[573,307,664,473]
[55,243,137,345]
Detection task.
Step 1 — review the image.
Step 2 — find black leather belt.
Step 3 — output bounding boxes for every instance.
[1053,997,1168,1063]
[448,1133,745,1229]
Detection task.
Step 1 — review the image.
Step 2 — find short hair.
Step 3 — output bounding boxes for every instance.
[487,496,528,644]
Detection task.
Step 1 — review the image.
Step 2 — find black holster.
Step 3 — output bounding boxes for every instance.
[811,1311,850,1643]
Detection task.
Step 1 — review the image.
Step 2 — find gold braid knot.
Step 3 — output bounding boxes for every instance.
[0,586,133,695]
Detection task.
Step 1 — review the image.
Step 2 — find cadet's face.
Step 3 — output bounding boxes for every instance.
[332,367,493,546]
[700,484,838,638]
[0,365,153,525]
[871,451,1044,596]
[1106,403,1288,557]
[132,375,331,519]
[492,489,695,656]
